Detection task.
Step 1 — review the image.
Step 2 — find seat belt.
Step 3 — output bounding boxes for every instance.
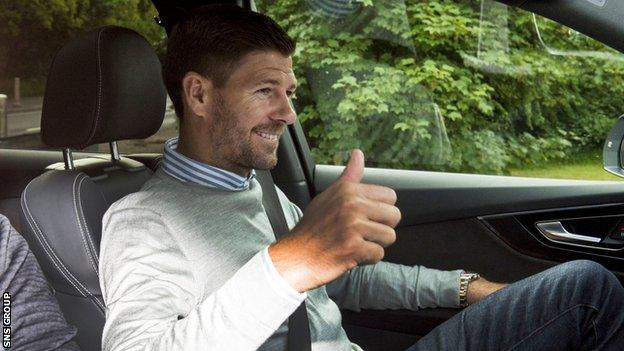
[256,170,312,351]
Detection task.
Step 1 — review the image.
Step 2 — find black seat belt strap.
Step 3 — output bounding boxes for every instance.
[256,170,312,351]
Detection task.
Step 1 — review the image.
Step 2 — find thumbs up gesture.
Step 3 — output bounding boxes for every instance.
[338,149,365,183]
[269,149,401,293]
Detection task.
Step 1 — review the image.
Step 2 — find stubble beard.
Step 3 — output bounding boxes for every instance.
[212,95,281,172]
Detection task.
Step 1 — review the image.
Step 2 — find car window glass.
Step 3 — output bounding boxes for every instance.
[5,0,623,181]
[0,0,173,154]
[257,0,624,181]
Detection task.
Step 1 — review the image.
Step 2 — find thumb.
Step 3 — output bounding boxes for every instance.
[338,149,364,183]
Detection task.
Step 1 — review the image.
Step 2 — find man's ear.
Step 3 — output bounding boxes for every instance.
[181,72,213,120]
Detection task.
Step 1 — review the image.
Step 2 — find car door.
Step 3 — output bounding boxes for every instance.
[262,0,624,350]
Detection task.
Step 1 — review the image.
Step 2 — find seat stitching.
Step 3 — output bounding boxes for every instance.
[78,177,100,267]
[23,177,106,311]
[591,319,598,348]
[91,29,103,146]
[81,190,100,268]
[21,180,86,297]
[73,175,99,277]
[68,173,106,311]
[92,291,105,310]
[81,28,104,149]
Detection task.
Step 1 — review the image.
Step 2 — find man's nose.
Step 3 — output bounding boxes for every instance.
[271,92,297,125]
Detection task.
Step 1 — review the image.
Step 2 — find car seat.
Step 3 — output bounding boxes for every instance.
[19,26,166,351]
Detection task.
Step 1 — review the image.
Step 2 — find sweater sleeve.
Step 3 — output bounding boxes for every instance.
[100,207,305,351]
[0,215,79,350]
[325,262,462,311]
[283,200,462,311]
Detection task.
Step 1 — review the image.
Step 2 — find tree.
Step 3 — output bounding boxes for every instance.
[258,0,624,174]
[0,0,164,87]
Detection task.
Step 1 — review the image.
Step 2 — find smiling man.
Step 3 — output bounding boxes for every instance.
[171,50,296,176]
[98,4,624,351]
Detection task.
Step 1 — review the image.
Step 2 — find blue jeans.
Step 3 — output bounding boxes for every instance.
[406,260,624,350]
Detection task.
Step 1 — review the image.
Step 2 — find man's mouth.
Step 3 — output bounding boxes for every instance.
[254,131,280,141]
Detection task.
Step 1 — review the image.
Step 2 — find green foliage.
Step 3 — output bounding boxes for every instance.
[0,0,164,82]
[258,0,624,175]
[3,0,621,175]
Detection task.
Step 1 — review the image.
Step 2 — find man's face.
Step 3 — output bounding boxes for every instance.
[205,51,297,175]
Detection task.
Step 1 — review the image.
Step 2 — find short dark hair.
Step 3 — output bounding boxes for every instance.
[163,4,296,119]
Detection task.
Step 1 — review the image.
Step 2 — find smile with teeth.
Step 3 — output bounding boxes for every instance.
[255,131,279,141]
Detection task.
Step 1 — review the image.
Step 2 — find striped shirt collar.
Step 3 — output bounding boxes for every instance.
[161,137,256,191]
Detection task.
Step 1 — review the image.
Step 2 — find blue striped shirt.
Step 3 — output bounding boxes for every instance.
[161,138,256,191]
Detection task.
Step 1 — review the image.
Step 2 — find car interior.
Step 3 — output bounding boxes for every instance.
[2,0,624,351]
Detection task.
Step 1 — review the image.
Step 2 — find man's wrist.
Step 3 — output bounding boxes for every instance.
[463,274,508,306]
[268,241,317,293]
[261,246,307,301]
[459,272,480,308]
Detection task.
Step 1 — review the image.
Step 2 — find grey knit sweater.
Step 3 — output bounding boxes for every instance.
[0,214,79,351]
[99,169,461,350]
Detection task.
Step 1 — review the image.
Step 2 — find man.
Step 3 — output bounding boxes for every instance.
[99,4,624,350]
[0,214,79,350]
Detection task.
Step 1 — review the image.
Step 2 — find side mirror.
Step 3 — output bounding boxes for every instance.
[603,115,624,177]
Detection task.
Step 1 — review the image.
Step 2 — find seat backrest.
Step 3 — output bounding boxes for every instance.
[19,26,166,351]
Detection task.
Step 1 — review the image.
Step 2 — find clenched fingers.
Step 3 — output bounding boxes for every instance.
[356,240,386,265]
[360,220,397,247]
[363,198,401,227]
[359,183,397,205]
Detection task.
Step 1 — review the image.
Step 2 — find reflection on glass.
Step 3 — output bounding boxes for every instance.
[258,0,624,179]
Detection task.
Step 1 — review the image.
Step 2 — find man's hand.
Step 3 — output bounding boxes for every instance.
[467,277,507,305]
[268,149,401,293]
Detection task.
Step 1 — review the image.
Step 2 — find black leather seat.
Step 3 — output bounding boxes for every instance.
[19,26,166,351]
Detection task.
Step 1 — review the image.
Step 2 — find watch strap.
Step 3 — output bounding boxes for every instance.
[459,272,480,308]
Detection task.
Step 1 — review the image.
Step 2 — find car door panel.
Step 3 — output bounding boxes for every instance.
[482,204,624,269]
[315,165,624,226]
[313,165,624,346]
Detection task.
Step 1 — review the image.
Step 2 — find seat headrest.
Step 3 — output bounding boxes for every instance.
[42,26,166,149]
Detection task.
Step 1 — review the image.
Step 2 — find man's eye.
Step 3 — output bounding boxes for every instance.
[257,88,271,95]
[288,91,297,100]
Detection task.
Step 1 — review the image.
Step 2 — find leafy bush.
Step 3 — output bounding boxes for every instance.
[3,0,621,175]
[0,0,164,83]
[258,0,624,174]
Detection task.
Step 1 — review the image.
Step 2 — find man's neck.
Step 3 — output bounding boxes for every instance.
[175,136,252,178]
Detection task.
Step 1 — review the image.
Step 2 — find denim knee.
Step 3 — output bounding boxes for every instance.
[559,259,605,274]
[555,259,616,292]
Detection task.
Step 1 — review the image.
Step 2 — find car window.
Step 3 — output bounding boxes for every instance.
[257,0,624,181]
[0,0,172,154]
[4,0,623,181]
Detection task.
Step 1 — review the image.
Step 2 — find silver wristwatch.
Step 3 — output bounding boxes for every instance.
[459,272,480,308]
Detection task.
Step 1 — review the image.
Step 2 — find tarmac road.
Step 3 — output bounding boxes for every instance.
[4,109,42,136]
